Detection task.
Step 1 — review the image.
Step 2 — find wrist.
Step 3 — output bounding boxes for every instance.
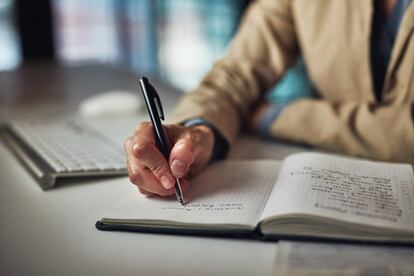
[191,124,214,138]
[257,103,287,137]
[189,124,215,161]
[183,118,229,162]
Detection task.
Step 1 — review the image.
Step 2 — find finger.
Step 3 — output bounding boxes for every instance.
[125,141,141,185]
[124,136,135,160]
[127,144,188,197]
[137,186,153,197]
[169,125,214,178]
[125,136,147,176]
[131,139,175,189]
[126,140,175,196]
[125,137,141,180]
[169,139,196,178]
[129,164,175,196]
[125,122,155,156]
[131,123,176,189]
[136,168,175,196]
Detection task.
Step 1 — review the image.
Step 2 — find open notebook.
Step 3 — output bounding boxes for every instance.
[96,152,414,243]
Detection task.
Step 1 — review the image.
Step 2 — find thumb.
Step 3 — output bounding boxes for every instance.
[169,138,196,178]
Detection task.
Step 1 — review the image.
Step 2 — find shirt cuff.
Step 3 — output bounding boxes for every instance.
[183,118,229,162]
[258,103,287,138]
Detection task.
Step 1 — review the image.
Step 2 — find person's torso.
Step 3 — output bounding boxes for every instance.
[291,0,414,105]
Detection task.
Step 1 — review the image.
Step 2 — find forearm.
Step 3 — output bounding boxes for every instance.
[171,0,298,146]
[270,99,414,163]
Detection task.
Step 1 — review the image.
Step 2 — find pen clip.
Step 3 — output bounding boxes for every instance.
[149,84,165,121]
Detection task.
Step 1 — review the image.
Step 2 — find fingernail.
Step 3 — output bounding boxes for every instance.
[133,144,139,152]
[171,160,187,178]
[160,175,173,189]
[131,165,138,174]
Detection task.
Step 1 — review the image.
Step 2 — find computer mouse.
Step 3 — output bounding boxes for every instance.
[79,90,142,117]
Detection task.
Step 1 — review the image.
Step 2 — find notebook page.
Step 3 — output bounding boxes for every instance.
[260,153,414,231]
[101,160,282,227]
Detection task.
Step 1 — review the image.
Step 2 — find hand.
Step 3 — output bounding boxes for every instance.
[124,122,215,197]
[249,102,271,132]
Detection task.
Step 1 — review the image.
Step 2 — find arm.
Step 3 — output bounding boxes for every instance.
[271,99,414,163]
[171,0,299,145]
[173,0,414,164]
[125,0,297,197]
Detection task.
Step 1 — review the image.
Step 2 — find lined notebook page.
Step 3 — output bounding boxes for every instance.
[101,160,281,227]
[260,153,414,231]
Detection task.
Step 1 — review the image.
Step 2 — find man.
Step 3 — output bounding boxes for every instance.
[125,0,414,197]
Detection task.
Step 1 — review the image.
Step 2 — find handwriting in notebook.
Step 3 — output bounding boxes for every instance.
[290,166,408,223]
[162,203,245,213]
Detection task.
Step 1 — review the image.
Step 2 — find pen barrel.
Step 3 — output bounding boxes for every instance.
[153,126,170,159]
[139,77,171,159]
[139,77,184,204]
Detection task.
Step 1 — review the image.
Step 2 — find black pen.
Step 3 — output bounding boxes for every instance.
[138,77,185,205]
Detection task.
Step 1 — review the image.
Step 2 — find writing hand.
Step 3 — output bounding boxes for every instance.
[124,122,214,196]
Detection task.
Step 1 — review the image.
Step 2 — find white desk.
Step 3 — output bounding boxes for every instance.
[1,63,413,276]
[0,63,294,276]
[0,116,307,276]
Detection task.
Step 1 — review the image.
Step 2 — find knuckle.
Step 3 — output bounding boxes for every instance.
[185,138,195,152]
[128,171,140,184]
[133,142,151,158]
[134,122,152,134]
[124,137,133,151]
[127,167,142,184]
[134,124,143,134]
[189,129,203,145]
[177,137,193,151]
[173,139,195,162]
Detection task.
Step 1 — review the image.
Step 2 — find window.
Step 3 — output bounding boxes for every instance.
[0,0,21,71]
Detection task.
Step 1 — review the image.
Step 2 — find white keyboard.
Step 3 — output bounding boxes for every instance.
[1,119,127,189]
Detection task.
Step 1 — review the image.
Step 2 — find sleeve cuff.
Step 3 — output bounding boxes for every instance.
[258,103,287,138]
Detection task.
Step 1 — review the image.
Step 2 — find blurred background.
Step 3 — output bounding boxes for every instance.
[0,0,249,92]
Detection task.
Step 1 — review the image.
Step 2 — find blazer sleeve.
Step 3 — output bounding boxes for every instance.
[171,0,299,145]
[271,99,414,163]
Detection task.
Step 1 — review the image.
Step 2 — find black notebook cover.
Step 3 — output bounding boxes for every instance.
[95,220,262,240]
[95,220,414,246]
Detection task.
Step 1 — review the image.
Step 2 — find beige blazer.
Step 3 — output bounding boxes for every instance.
[172,0,414,164]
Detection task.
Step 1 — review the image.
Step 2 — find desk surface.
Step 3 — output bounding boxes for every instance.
[1,62,413,276]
